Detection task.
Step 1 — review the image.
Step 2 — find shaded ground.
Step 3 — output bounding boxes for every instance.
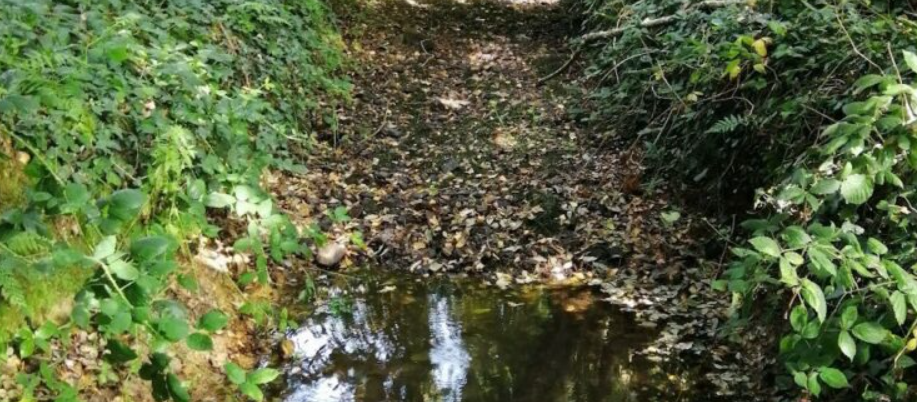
[274,0,771,399]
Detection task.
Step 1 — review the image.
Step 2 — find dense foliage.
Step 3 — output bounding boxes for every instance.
[0,0,349,399]
[576,0,915,203]
[576,0,917,399]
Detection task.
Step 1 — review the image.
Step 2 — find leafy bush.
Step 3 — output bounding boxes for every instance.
[719,56,917,400]
[575,0,917,399]
[0,0,349,399]
[575,0,916,202]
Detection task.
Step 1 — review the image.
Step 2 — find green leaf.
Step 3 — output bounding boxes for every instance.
[239,382,264,401]
[105,340,139,364]
[198,309,229,332]
[187,333,214,351]
[810,179,840,195]
[838,330,856,361]
[205,192,235,208]
[108,189,146,221]
[109,259,139,281]
[840,306,858,330]
[131,236,172,262]
[158,317,189,342]
[801,279,827,323]
[790,305,808,332]
[225,362,247,385]
[247,368,281,385]
[749,236,781,258]
[167,373,191,402]
[853,74,886,94]
[890,291,907,325]
[93,236,118,260]
[808,372,821,396]
[819,368,849,389]
[782,226,811,248]
[784,252,804,266]
[852,322,888,344]
[840,174,873,205]
[779,258,799,286]
[867,238,888,255]
[904,51,917,75]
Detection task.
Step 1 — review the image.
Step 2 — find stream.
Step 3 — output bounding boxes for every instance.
[280,273,706,402]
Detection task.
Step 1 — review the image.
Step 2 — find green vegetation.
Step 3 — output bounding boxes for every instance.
[577,0,917,399]
[0,0,349,399]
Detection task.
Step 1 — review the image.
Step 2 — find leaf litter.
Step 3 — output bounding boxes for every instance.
[271,0,773,399]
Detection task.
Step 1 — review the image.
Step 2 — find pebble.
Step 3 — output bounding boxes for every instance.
[316,243,346,266]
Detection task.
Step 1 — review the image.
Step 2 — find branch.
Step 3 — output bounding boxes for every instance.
[537,48,582,86]
[580,16,676,42]
[579,0,747,42]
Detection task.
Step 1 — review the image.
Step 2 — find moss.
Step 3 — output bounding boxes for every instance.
[0,141,29,208]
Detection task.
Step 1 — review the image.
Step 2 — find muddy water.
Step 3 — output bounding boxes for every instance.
[282,274,701,402]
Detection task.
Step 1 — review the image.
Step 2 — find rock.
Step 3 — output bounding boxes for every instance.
[316,243,346,267]
[382,123,403,138]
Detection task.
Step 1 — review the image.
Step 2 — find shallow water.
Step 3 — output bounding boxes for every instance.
[282,274,702,402]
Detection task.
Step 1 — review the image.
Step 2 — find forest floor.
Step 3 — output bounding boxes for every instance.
[272,0,772,398]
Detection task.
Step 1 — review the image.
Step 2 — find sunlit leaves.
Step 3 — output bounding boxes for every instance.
[800,279,826,323]
[903,50,917,75]
[838,331,856,361]
[851,322,888,344]
[749,236,781,258]
[819,368,848,389]
[198,310,229,333]
[840,174,873,205]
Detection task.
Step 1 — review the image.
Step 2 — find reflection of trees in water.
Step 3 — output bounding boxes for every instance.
[458,289,645,402]
[285,280,662,402]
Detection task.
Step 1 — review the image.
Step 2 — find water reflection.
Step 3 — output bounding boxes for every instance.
[284,275,702,402]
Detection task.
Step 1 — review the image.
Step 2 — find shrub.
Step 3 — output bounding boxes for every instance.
[0,0,349,399]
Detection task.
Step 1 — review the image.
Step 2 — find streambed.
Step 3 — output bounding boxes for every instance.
[280,273,708,401]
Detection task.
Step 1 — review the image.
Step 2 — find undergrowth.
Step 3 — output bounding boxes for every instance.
[576,0,917,399]
[0,0,351,400]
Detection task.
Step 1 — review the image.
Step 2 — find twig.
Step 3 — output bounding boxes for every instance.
[537,48,582,85]
[580,16,677,42]
[836,13,881,71]
[370,100,391,138]
[578,0,746,42]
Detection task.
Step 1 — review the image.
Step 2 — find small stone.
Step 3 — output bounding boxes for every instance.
[316,243,346,267]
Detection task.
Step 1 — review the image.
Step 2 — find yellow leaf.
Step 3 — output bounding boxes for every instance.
[752,39,767,57]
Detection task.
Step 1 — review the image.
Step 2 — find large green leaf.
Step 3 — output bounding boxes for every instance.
[167,374,191,402]
[851,322,888,344]
[749,236,781,258]
[108,189,146,221]
[838,330,856,361]
[904,50,917,75]
[198,309,229,333]
[800,279,827,323]
[840,174,873,205]
[157,317,189,342]
[186,333,214,351]
[818,368,848,389]
[131,236,172,262]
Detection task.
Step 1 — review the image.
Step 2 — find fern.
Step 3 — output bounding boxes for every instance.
[706,114,747,134]
[4,231,51,257]
[0,258,27,309]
